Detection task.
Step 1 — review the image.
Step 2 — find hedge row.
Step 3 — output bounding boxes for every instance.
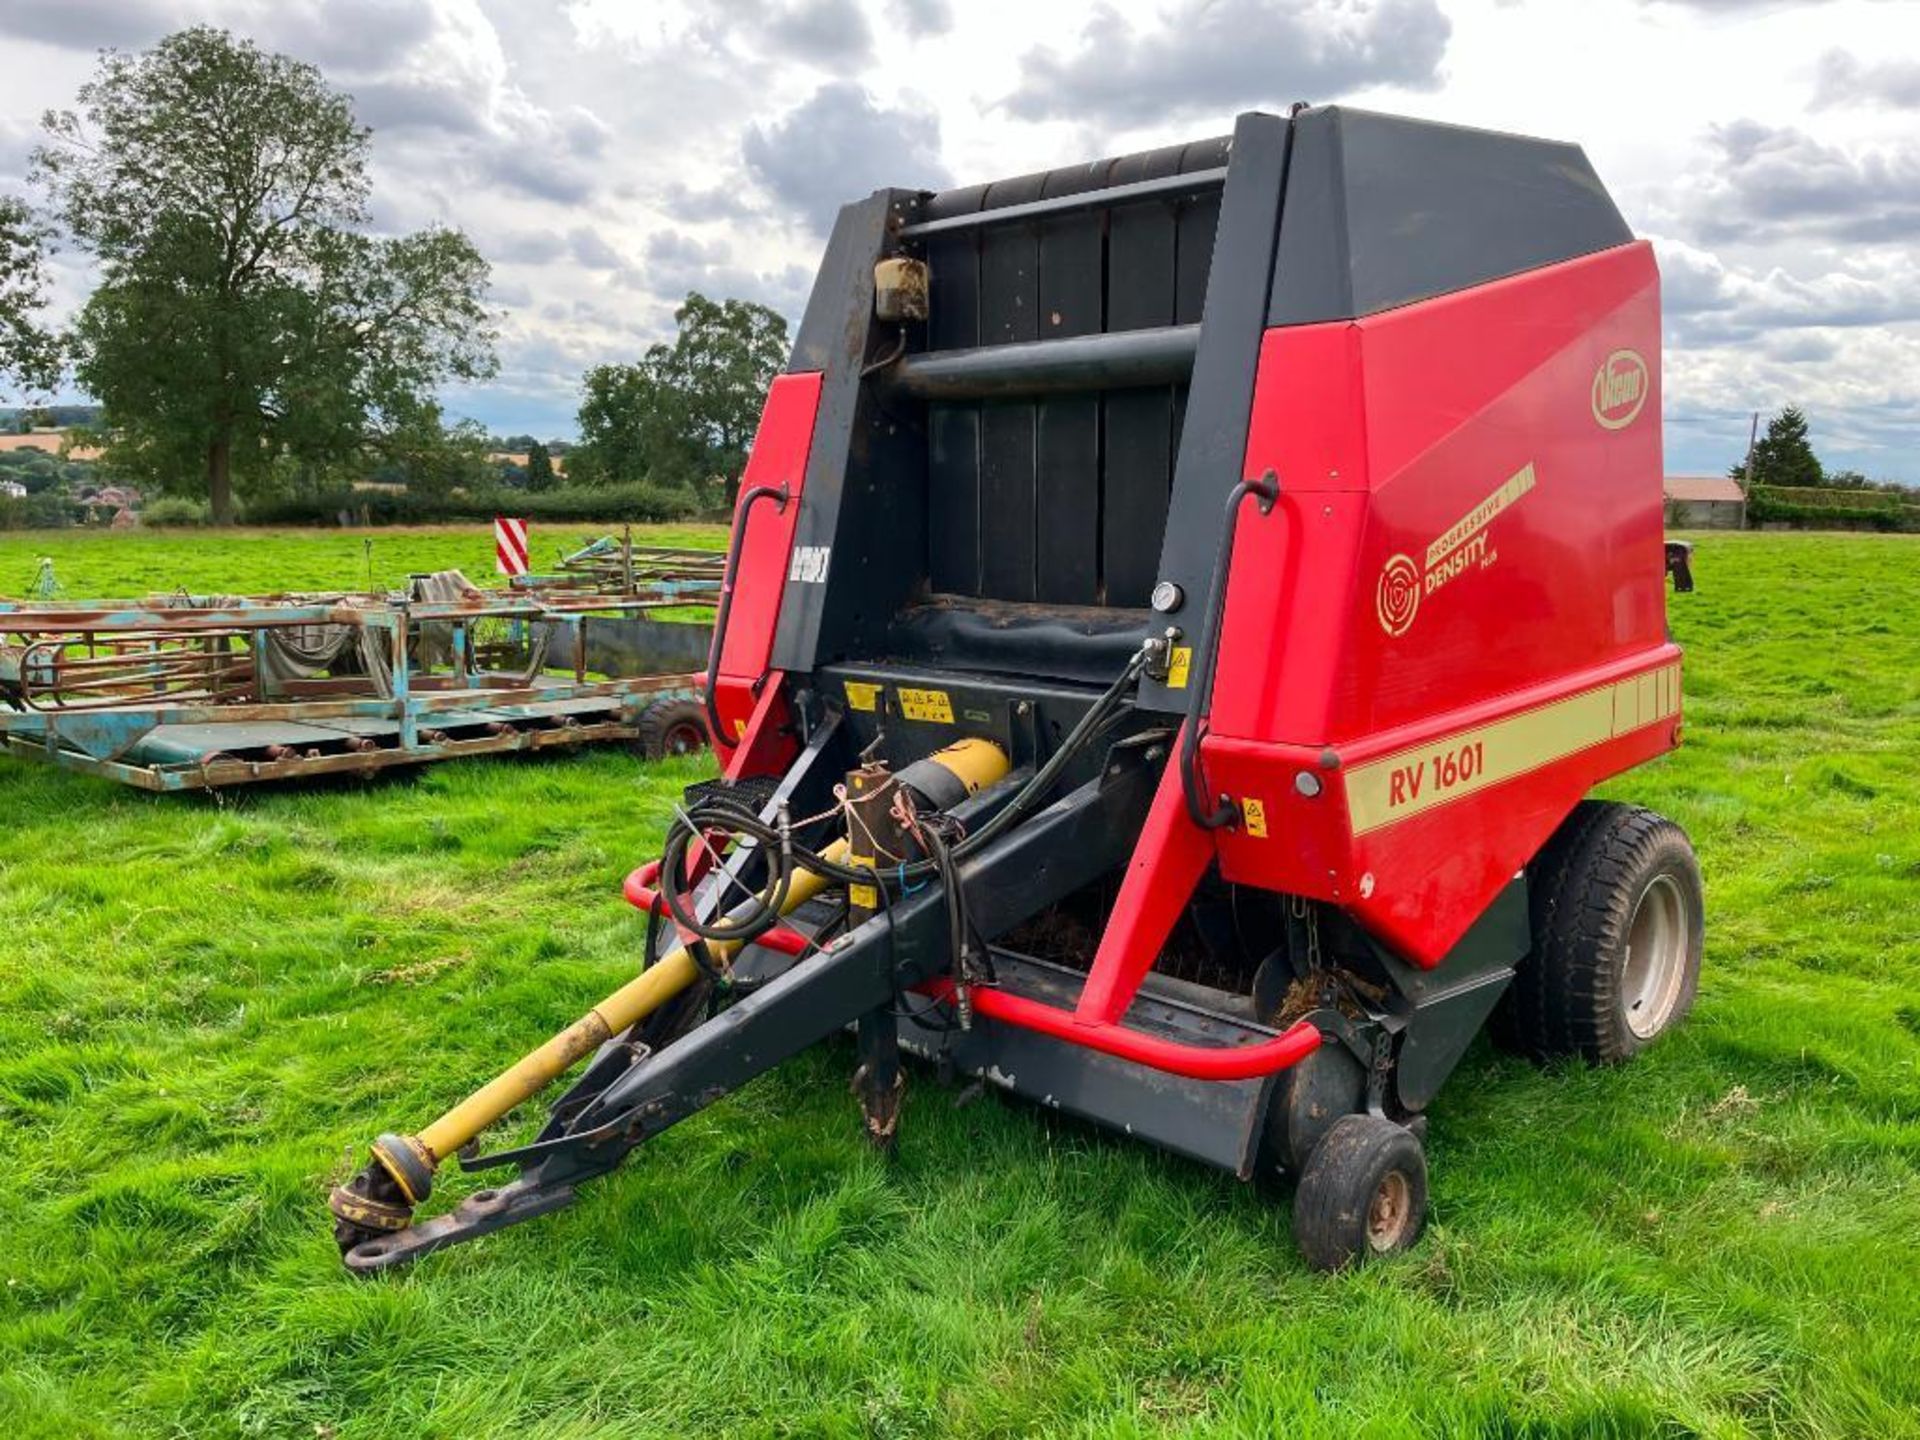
[1746,489,1917,532]
[242,483,713,526]
[0,493,81,530]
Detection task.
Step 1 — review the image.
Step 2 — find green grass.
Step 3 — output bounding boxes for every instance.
[2,529,1917,1438]
[1,523,729,598]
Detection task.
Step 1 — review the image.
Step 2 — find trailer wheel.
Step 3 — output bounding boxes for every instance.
[634,696,710,760]
[1497,801,1703,1065]
[1293,1113,1428,1272]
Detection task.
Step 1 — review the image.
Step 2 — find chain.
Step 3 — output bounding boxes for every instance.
[1290,892,1333,1009]
[1289,893,1324,972]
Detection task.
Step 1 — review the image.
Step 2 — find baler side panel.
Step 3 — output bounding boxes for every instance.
[1212,242,1663,747]
[1202,241,1672,965]
[711,372,822,747]
[1346,242,1666,743]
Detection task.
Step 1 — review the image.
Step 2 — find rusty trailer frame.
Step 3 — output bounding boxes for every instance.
[0,580,714,791]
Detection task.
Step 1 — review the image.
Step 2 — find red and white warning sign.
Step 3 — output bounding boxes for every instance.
[494,516,530,577]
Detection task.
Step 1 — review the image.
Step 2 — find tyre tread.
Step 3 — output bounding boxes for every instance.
[1500,801,1701,1065]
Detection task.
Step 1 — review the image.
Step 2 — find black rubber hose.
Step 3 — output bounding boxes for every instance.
[653,643,1150,950]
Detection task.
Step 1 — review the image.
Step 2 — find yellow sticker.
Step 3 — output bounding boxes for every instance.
[1167,646,1192,689]
[1344,662,1682,835]
[848,883,879,911]
[897,687,954,723]
[733,718,747,739]
[844,680,882,712]
[1242,798,1268,837]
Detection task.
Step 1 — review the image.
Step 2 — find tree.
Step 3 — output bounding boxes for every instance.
[525,440,555,492]
[34,27,497,522]
[572,292,788,504]
[0,196,59,402]
[1731,406,1823,489]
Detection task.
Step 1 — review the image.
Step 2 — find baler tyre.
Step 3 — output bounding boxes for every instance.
[1498,801,1703,1065]
[1292,1113,1428,1272]
[634,696,710,760]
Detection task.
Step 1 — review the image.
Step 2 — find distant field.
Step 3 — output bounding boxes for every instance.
[0,523,729,598]
[1,530,1917,1438]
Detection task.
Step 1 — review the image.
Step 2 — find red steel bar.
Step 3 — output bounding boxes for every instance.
[922,978,1322,1081]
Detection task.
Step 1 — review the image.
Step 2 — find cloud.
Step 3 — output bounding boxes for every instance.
[744,82,950,233]
[889,0,953,38]
[634,228,813,321]
[660,180,764,225]
[245,0,440,71]
[490,229,568,264]
[1678,121,1920,245]
[1656,236,1920,337]
[349,79,491,138]
[0,0,174,49]
[1004,0,1450,125]
[1634,0,1843,10]
[765,0,873,66]
[0,0,438,62]
[567,226,625,270]
[483,146,596,205]
[0,118,35,185]
[1651,232,1920,479]
[1811,49,1920,110]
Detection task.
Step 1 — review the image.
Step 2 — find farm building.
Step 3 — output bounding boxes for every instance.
[1664,475,1746,529]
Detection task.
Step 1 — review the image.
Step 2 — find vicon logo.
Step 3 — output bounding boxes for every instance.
[1591,350,1649,430]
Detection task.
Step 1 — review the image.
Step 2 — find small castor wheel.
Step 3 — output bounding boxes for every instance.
[633,696,711,760]
[1293,1113,1428,1272]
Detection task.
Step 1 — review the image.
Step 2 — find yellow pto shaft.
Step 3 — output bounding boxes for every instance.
[331,737,1008,1251]
[370,838,851,1201]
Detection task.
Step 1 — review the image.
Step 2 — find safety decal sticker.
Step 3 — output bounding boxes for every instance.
[843,680,882,712]
[1241,798,1269,838]
[897,687,954,723]
[1166,645,1193,689]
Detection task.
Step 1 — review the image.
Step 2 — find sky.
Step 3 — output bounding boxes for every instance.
[0,0,1916,480]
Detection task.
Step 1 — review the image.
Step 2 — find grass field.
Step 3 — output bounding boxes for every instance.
[1,523,729,598]
[1,528,1917,1438]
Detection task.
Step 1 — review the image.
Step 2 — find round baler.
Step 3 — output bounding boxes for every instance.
[332,104,1701,1274]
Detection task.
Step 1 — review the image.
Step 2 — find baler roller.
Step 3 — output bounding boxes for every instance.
[889,325,1198,400]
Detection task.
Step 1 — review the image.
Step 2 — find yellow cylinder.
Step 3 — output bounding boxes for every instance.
[920,737,1010,795]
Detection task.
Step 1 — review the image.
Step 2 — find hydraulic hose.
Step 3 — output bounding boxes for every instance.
[658,644,1150,950]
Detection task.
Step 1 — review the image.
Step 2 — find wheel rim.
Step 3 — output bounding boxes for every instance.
[663,722,704,755]
[1366,1169,1414,1251]
[1622,872,1690,1040]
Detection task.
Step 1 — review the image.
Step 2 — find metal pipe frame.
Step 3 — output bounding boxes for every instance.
[2,587,714,786]
[895,167,1228,240]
